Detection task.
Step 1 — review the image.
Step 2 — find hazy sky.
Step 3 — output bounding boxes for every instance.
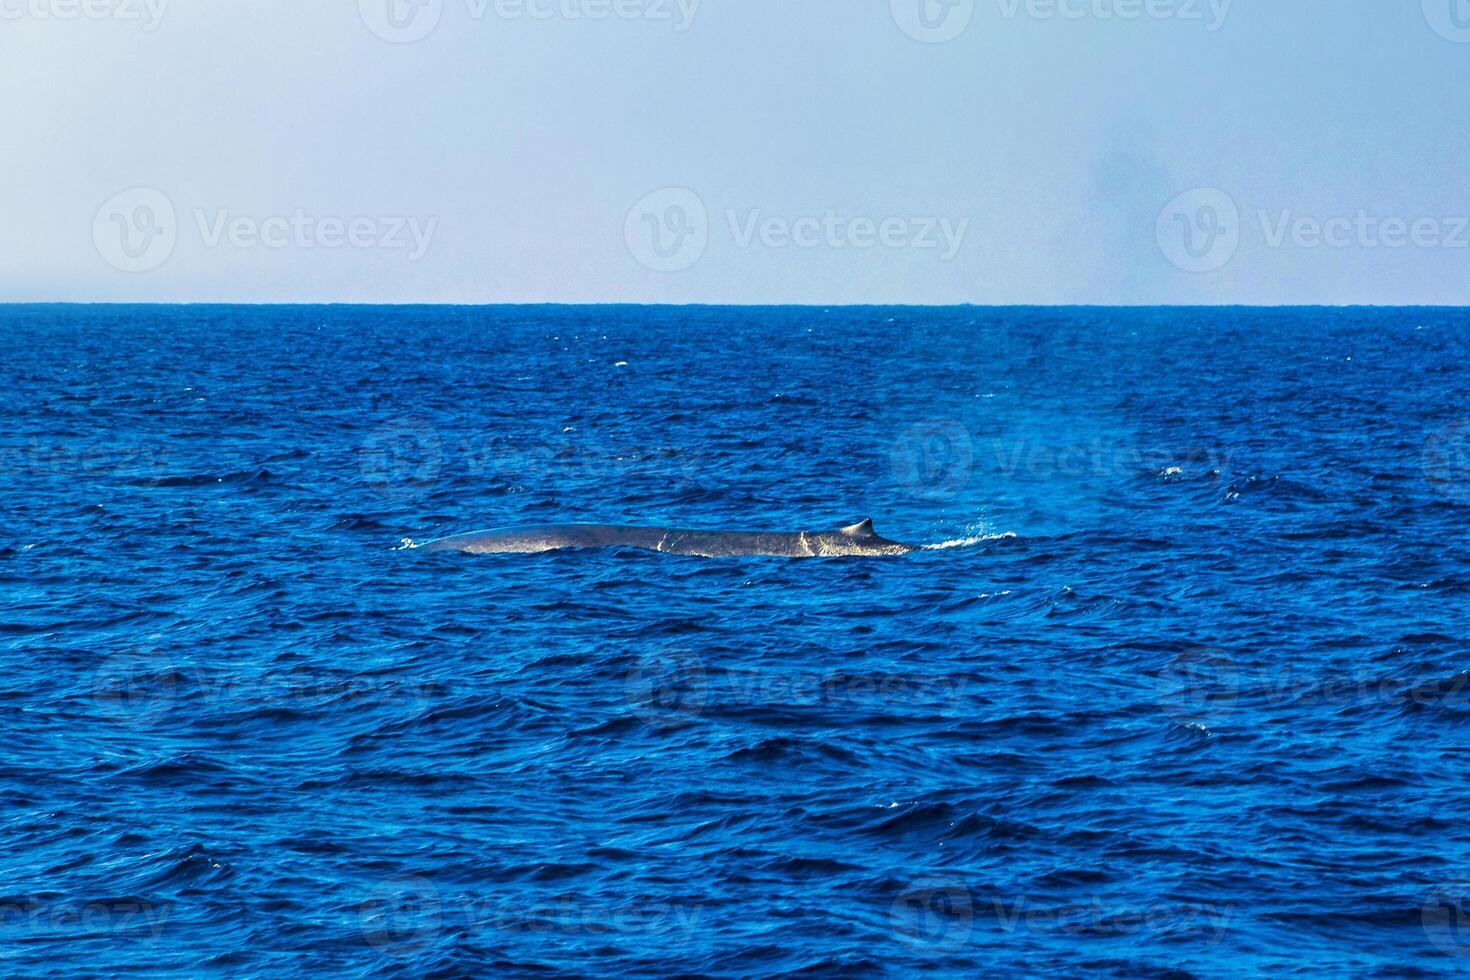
[2,0,1467,304]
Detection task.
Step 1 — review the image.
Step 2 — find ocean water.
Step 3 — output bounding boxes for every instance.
[4,304,1470,978]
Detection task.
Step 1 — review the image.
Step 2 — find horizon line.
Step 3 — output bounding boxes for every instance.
[3,302,1469,311]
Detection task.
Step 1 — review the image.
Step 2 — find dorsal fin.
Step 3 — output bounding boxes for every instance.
[840,518,876,538]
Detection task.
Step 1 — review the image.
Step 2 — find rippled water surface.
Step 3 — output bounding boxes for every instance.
[4,305,1470,977]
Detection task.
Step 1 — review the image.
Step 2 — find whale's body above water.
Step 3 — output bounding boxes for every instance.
[415,519,914,558]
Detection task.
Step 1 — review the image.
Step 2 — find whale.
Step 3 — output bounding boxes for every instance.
[413,519,914,558]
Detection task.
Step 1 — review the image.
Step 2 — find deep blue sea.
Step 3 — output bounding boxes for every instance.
[4,305,1470,978]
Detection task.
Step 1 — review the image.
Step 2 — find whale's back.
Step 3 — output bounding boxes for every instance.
[416,519,913,558]
[420,524,660,554]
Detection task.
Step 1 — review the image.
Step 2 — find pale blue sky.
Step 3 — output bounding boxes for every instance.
[2,0,1467,303]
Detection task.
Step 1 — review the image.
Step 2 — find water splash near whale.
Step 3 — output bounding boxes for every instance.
[922,531,1017,551]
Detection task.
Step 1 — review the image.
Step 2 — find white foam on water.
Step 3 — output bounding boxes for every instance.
[923,531,1017,551]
